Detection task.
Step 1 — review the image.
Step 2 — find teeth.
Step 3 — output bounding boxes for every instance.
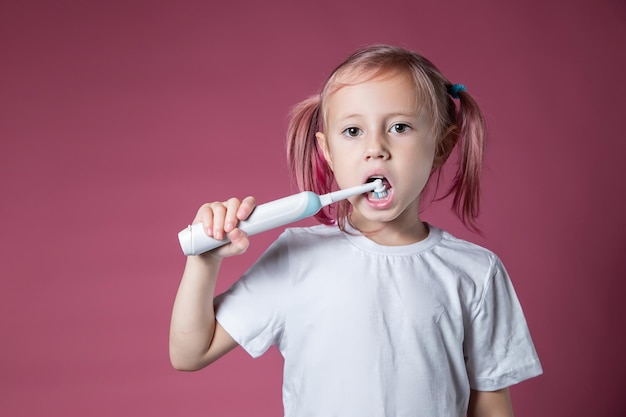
[371,189,389,199]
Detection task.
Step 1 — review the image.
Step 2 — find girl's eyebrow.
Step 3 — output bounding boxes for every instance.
[334,113,361,120]
[334,111,419,121]
[387,111,419,118]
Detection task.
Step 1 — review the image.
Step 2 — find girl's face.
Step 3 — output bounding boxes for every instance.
[316,70,437,244]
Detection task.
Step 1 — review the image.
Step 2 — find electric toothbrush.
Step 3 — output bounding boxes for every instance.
[178,179,385,256]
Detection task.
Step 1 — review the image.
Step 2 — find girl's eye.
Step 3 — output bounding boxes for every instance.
[390,123,410,134]
[342,127,362,138]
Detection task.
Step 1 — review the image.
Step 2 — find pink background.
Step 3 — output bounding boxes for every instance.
[1,0,625,416]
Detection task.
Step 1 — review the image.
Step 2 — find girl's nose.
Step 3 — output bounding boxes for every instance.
[364,133,390,160]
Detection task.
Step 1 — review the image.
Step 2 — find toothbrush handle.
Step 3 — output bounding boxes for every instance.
[178,192,321,256]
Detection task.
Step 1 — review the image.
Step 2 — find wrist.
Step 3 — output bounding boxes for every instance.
[184,253,222,278]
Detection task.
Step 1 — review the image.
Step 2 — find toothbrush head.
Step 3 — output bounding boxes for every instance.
[372,179,383,191]
[371,179,389,199]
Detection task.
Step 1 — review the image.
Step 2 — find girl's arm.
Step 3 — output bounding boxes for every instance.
[169,197,255,371]
[467,388,514,417]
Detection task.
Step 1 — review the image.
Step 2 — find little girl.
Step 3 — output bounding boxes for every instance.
[170,45,542,417]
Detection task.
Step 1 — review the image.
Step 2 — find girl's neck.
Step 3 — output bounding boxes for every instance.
[349,215,429,246]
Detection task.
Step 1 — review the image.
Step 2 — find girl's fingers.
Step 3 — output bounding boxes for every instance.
[193,203,215,237]
[225,228,250,254]
[223,197,242,234]
[210,202,228,241]
[206,227,249,259]
[237,196,257,221]
[194,197,249,241]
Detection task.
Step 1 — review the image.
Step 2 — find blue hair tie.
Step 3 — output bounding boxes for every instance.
[447,83,466,99]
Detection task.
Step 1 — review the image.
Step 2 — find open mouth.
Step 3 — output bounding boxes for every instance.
[366,176,391,199]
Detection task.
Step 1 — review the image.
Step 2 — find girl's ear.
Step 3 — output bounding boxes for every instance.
[315,132,334,170]
[433,125,459,167]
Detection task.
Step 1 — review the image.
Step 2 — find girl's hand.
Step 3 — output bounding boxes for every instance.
[192,196,257,258]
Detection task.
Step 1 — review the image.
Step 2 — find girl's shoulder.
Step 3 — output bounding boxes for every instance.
[434,227,507,283]
[437,227,499,259]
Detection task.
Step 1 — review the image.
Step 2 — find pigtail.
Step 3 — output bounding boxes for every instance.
[286,95,335,225]
[446,89,486,233]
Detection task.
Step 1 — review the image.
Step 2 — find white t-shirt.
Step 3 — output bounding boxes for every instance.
[215,224,542,417]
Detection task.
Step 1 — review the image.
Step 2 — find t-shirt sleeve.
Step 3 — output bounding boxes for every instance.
[214,232,290,358]
[464,257,543,391]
